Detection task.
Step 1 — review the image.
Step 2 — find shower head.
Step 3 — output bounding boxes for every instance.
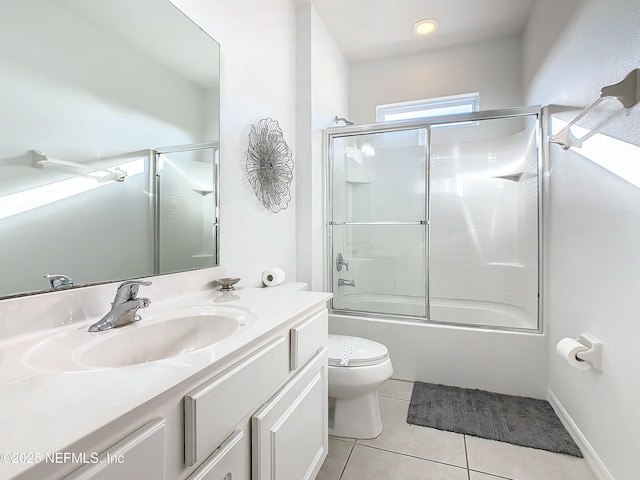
[335,116,354,126]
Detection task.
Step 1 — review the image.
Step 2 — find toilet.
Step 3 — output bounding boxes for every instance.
[327,334,393,439]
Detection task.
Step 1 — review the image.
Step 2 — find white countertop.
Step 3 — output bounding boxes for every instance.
[0,282,331,479]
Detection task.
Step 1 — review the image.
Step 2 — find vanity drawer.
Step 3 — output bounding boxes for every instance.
[184,336,289,466]
[187,430,248,480]
[290,309,328,370]
[64,418,165,480]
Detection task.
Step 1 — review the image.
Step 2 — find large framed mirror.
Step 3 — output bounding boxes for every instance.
[0,0,220,298]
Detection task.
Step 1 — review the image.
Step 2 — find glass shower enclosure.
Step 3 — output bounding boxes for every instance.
[155,142,219,275]
[327,107,542,331]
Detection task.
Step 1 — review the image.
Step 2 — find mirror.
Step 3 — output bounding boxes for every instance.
[0,0,220,298]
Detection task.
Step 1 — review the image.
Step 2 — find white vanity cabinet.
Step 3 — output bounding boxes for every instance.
[185,308,329,480]
[32,302,329,480]
[249,308,330,480]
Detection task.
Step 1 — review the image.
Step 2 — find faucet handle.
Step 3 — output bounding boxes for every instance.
[336,253,349,272]
[116,280,152,300]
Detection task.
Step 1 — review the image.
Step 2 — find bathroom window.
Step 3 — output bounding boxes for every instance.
[376,92,479,127]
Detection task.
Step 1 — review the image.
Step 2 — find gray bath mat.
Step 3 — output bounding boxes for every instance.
[407,382,582,457]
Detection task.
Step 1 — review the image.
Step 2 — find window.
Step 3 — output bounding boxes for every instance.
[376,92,479,127]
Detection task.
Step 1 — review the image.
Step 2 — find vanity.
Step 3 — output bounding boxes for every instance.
[0,268,332,480]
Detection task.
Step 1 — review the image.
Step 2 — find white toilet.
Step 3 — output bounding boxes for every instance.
[327,334,393,439]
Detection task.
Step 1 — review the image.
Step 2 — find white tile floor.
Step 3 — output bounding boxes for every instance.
[317,380,597,480]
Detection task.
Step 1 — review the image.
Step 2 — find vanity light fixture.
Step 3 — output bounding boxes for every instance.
[413,18,439,35]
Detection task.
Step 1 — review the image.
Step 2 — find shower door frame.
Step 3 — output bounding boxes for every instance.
[325,105,545,333]
[153,141,220,275]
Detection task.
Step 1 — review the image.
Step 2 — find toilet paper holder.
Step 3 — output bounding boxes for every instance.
[575,333,603,372]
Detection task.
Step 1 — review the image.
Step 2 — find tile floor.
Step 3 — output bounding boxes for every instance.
[317,379,597,480]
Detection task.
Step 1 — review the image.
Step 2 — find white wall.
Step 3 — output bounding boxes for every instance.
[525,1,640,479]
[296,2,349,290]
[349,35,524,124]
[169,0,298,287]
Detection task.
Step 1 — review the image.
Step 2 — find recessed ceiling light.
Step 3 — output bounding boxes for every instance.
[413,18,439,35]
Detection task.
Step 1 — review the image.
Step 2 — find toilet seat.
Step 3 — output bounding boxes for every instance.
[328,334,389,367]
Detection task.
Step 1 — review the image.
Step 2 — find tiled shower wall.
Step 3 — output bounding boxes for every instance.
[429,126,539,318]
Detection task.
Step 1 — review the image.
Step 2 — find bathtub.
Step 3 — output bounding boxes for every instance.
[336,293,537,329]
[329,294,547,398]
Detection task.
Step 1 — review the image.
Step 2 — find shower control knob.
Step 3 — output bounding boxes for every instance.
[336,253,349,272]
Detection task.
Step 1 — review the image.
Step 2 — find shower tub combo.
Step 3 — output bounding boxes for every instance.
[325,107,548,398]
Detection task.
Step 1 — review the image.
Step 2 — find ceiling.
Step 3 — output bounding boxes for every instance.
[310,0,535,63]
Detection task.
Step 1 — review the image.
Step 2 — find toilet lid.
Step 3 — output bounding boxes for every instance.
[328,334,389,367]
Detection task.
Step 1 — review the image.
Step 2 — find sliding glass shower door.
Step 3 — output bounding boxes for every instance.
[330,128,429,317]
[429,115,539,329]
[327,107,542,331]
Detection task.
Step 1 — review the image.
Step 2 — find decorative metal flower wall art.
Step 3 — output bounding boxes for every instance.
[246,117,294,213]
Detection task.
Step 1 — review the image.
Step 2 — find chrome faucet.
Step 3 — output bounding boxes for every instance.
[88,280,152,332]
[338,278,356,287]
[44,274,73,290]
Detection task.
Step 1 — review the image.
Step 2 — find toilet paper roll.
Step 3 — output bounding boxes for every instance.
[262,267,285,287]
[556,337,591,370]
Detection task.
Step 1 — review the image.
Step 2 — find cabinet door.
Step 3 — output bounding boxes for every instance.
[252,348,328,480]
[64,418,165,480]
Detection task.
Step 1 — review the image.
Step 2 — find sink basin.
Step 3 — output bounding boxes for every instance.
[22,305,256,371]
[78,306,249,368]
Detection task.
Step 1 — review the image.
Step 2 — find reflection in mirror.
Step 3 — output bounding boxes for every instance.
[0,0,220,298]
[156,143,219,275]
